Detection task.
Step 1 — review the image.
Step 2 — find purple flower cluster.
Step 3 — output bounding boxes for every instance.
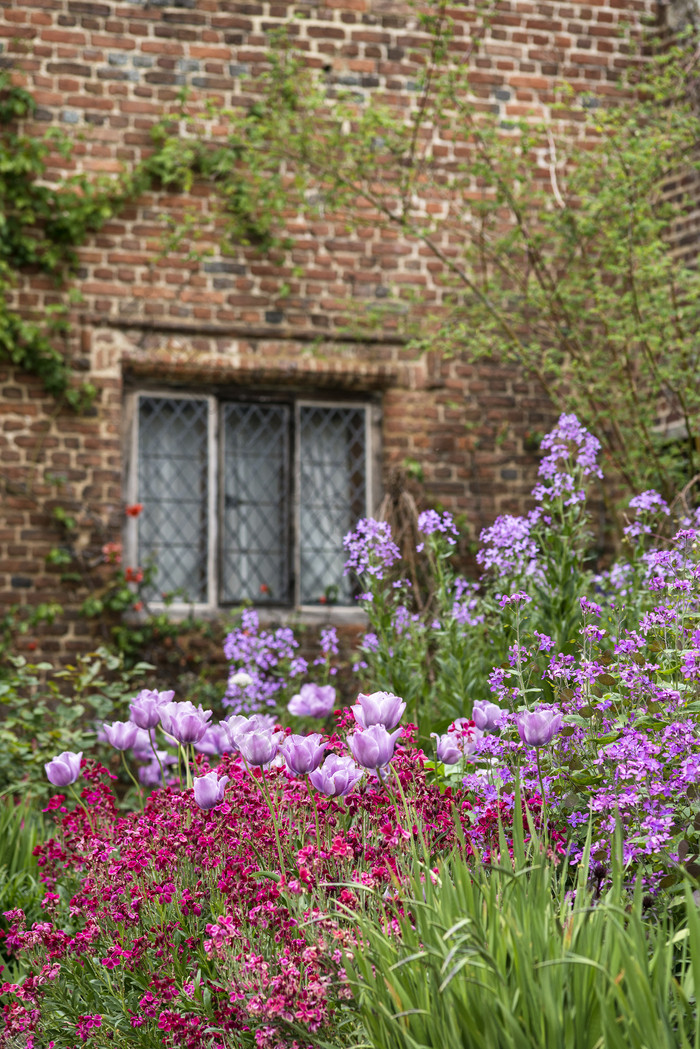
[476,511,541,578]
[417,510,459,547]
[223,608,301,714]
[343,518,401,580]
[532,412,602,506]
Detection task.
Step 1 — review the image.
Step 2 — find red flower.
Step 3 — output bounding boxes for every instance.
[125,504,143,518]
[125,567,144,584]
[259,583,269,594]
[132,601,143,612]
[319,595,327,604]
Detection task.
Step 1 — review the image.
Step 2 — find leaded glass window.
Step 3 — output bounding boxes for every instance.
[130,392,369,607]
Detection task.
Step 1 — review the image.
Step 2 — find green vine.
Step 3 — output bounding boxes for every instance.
[0,71,290,410]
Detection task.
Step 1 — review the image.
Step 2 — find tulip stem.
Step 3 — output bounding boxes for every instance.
[306,777,322,852]
[148,733,165,787]
[243,759,287,885]
[536,748,548,835]
[121,751,144,812]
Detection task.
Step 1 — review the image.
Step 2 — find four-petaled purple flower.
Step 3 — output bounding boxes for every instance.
[516,709,563,748]
[193,771,229,811]
[288,683,336,719]
[45,750,82,787]
[309,754,364,798]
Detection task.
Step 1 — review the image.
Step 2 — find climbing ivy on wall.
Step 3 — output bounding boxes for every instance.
[0,69,290,411]
[0,74,139,408]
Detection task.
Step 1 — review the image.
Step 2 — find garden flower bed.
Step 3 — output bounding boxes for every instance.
[2,414,700,1047]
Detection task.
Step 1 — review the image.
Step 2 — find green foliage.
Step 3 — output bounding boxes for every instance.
[0,649,151,802]
[151,8,700,503]
[0,796,45,981]
[342,831,700,1049]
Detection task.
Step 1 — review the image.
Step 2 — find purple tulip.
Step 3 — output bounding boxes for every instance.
[516,709,563,748]
[102,720,140,751]
[222,713,277,753]
[160,702,212,746]
[45,750,82,787]
[309,754,364,798]
[129,690,169,730]
[351,691,406,731]
[348,724,402,770]
[472,700,503,732]
[280,733,328,776]
[195,724,233,756]
[237,727,279,767]
[288,683,336,719]
[432,732,463,766]
[193,771,230,811]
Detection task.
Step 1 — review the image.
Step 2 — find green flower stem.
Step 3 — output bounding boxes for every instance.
[306,776,322,852]
[148,733,165,787]
[68,783,96,837]
[243,759,287,884]
[121,750,144,812]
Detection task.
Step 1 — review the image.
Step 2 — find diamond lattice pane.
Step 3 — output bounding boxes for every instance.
[138,397,209,602]
[298,406,367,604]
[221,402,290,604]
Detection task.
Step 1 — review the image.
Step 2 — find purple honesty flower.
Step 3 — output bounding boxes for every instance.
[516,709,563,748]
[343,518,401,580]
[288,683,336,719]
[280,733,328,776]
[531,413,602,506]
[477,510,542,579]
[472,700,503,732]
[348,724,402,770]
[417,510,459,545]
[237,727,279,767]
[102,720,140,751]
[193,771,230,811]
[351,691,406,731]
[45,750,82,787]
[309,754,364,798]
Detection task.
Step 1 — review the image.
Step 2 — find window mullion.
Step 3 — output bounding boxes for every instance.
[208,395,218,609]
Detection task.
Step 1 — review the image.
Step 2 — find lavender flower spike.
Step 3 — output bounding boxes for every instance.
[516,709,563,748]
[102,720,140,751]
[280,733,328,776]
[309,754,364,798]
[288,683,336,718]
[193,771,229,811]
[349,724,402,771]
[352,691,406,731]
[45,750,82,787]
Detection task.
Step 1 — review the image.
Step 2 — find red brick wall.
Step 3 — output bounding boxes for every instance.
[0,0,663,656]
